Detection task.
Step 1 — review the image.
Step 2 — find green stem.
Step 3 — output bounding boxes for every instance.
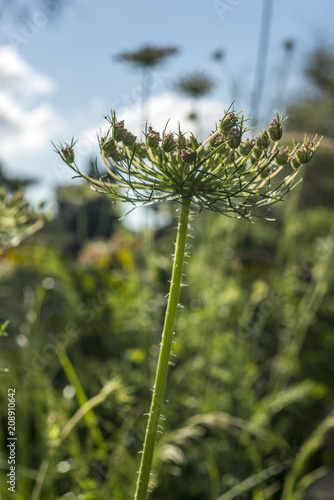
[134,198,192,500]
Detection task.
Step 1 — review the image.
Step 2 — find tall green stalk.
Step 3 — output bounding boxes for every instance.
[134,197,192,500]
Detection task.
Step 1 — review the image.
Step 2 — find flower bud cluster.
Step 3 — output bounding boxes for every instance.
[210,130,225,148]
[162,133,178,153]
[268,117,283,141]
[256,130,270,150]
[275,147,291,166]
[61,146,75,164]
[238,138,255,157]
[177,134,187,150]
[55,107,321,218]
[123,131,137,148]
[225,127,242,149]
[146,127,161,149]
[219,112,239,133]
[180,148,196,164]
[289,141,317,170]
[294,141,316,166]
[100,137,117,157]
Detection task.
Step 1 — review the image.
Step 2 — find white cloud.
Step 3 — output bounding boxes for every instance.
[0,45,56,95]
[0,92,63,155]
[0,45,64,191]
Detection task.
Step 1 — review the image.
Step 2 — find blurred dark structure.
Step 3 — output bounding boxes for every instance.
[56,183,119,255]
[0,164,35,192]
[174,72,215,137]
[115,44,179,124]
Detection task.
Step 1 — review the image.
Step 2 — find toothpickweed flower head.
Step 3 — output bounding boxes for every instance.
[295,141,316,164]
[100,136,117,157]
[219,111,239,133]
[256,130,270,150]
[225,127,242,149]
[290,156,301,170]
[146,127,161,149]
[238,138,255,157]
[268,115,284,141]
[113,120,127,142]
[275,147,291,166]
[180,148,196,164]
[122,131,137,149]
[177,133,187,150]
[289,138,318,169]
[61,145,75,164]
[162,133,178,153]
[210,130,226,148]
[54,107,321,220]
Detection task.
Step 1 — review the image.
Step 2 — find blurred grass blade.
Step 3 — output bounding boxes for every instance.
[215,463,285,500]
[281,409,334,499]
[57,348,107,452]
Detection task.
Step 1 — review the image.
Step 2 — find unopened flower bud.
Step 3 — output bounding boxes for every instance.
[186,136,200,149]
[146,128,161,149]
[260,166,270,179]
[109,149,123,162]
[256,130,270,150]
[226,127,242,149]
[61,146,75,164]
[113,120,127,142]
[268,118,283,141]
[238,138,255,157]
[177,134,187,150]
[162,133,177,153]
[295,141,315,164]
[181,148,196,164]
[101,137,117,156]
[135,142,148,159]
[210,130,225,148]
[296,149,308,164]
[219,112,238,133]
[123,131,137,149]
[290,156,301,170]
[275,147,290,166]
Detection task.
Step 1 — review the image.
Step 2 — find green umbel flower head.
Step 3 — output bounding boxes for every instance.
[55,107,321,220]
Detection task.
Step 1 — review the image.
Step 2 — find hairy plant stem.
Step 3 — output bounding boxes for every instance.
[134,197,192,500]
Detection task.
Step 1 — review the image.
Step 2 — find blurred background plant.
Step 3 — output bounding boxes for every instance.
[1,175,333,499]
[0,167,47,249]
[115,44,179,124]
[174,71,215,137]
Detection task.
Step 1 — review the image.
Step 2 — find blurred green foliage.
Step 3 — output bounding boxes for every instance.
[0,177,333,499]
[0,167,47,249]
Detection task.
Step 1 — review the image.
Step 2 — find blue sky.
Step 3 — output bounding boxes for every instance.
[0,0,333,212]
